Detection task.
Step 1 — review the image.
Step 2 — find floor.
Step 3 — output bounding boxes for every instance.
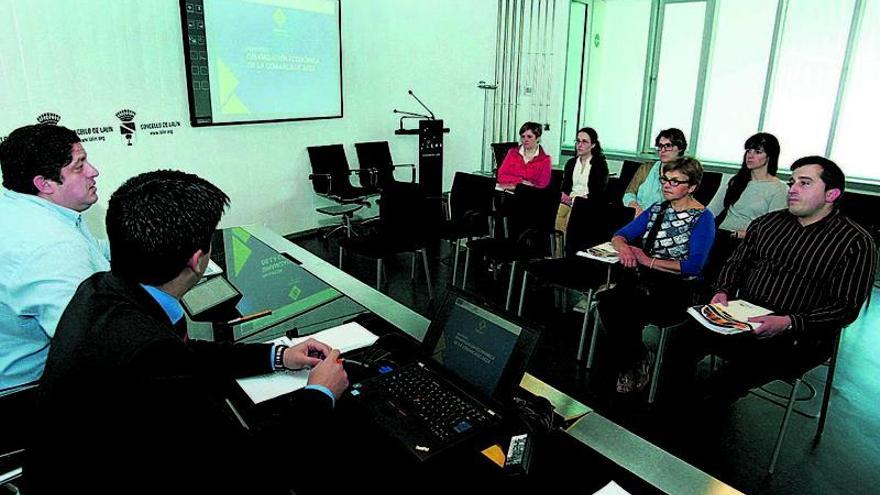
[292,230,880,495]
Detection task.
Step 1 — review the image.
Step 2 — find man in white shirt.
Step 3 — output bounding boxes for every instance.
[0,124,110,389]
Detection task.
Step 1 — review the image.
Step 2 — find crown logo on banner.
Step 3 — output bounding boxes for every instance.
[36,112,61,125]
[115,109,136,122]
[115,109,137,146]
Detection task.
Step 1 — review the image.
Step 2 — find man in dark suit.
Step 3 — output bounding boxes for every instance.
[26,170,348,494]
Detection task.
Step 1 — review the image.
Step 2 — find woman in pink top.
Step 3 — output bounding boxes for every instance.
[497,121,552,189]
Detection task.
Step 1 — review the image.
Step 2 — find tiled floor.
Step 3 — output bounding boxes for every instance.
[293,231,880,495]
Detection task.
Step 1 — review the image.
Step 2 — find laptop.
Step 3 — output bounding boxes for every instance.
[348,288,540,461]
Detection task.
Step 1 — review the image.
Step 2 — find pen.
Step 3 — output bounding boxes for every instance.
[227,309,272,325]
[337,358,369,368]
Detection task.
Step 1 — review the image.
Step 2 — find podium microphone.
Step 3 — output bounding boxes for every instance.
[393,109,429,118]
[408,90,435,120]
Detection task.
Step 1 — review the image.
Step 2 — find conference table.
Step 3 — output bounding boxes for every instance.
[184,224,743,495]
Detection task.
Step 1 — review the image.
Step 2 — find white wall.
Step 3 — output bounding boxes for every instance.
[0,0,498,236]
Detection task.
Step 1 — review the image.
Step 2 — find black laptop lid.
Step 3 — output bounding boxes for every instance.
[421,288,540,403]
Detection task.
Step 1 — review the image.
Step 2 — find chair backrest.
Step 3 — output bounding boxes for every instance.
[306,144,357,196]
[354,141,395,189]
[566,197,634,257]
[619,160,643,188]
[491,141,519,172]
[604,177,627,206]
[509,184,560,254]
[694,171,723,206]
[0,383,39,472]
[449,172,496,224]
[378,184,439,239]
[548,168,564,193]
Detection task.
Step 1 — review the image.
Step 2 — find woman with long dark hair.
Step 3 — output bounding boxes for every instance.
[555,127,609,245]
[710,133,788,239]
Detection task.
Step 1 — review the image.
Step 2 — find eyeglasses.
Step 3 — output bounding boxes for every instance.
[575,139,591,145]
[659,176,689,187]
[656,143,676,151]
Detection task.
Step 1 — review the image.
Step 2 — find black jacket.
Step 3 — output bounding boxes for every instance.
[561,154,609,201]
[26,271,333,494]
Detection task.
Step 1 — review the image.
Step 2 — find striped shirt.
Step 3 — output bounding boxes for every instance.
[713,208,876,339]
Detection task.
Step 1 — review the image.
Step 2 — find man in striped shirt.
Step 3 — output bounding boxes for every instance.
[695,156,875,402]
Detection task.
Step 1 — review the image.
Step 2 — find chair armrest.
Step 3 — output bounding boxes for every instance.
[392,163,417,183]
[308,173,334,195]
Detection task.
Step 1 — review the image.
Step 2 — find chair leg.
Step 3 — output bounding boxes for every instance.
[648,325,670,404]
[410,252,417,280]
[462,248,471,290]
[576,289,594,362]
[376,259,383,291]
[586,307,601,368]
[769,378,802,475]
[420,248,434,300]
[505,261,517,310]
[338,246,344,269]
[451,239,461,287]
[517,271,529,316]
[816,335,842,440]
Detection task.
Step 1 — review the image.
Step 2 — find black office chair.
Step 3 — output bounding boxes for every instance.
[619,160,643,188]
[307,144,376,240]
[711,328,845,474]
[517,198,634,361]
[0,382,38,494]
[338,185,439,299]
[605,160,646,206]
[694,171,723,206]
[354,141,416,192]
[490,141,519,173]
[462,183,559,310]
[548,168,564,193]
[436,172,497,286]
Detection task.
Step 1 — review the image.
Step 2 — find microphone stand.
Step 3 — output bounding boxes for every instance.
[408,90,435,120]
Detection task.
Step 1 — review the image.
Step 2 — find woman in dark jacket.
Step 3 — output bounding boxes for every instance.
[555,127,609,248]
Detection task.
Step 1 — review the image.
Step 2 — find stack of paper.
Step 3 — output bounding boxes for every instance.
[576,241,619,263]
[236,321,379,404]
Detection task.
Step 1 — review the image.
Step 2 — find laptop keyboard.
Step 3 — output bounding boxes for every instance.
[374,363,494,441]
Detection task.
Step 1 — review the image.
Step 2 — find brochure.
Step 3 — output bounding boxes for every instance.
[687,299,773,335]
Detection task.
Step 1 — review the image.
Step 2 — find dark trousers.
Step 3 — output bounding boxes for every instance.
[597,269,696,371]
[665,324,838,404]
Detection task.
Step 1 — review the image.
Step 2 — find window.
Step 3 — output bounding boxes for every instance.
[646,1,707,151]
[697,0,778,163]
[831,0,879,180]
[763,0,856,169]
[581,0,652,153]
[566,0,877,184]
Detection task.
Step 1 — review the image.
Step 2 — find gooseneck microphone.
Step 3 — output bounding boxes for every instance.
[408,90,435,120]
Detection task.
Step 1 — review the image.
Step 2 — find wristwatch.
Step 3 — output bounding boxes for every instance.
[274,345,289,370]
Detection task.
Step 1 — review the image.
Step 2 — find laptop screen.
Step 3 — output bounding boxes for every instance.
[428,294,528,398]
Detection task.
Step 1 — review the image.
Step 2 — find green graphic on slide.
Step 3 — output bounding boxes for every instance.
[216,58,250,114]
[231,227,252,277]
[289,285,302,300]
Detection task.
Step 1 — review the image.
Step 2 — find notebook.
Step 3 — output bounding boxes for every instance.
[348,288,540,461]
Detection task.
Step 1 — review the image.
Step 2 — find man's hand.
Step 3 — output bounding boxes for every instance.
[283,338,332,370]
[710,292,729,306]
[307,349,349,399]
[749,315,791,339]
[561,192,572,206]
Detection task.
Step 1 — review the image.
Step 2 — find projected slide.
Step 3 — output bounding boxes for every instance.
[223,227,342,336]
[182,0,342,125]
